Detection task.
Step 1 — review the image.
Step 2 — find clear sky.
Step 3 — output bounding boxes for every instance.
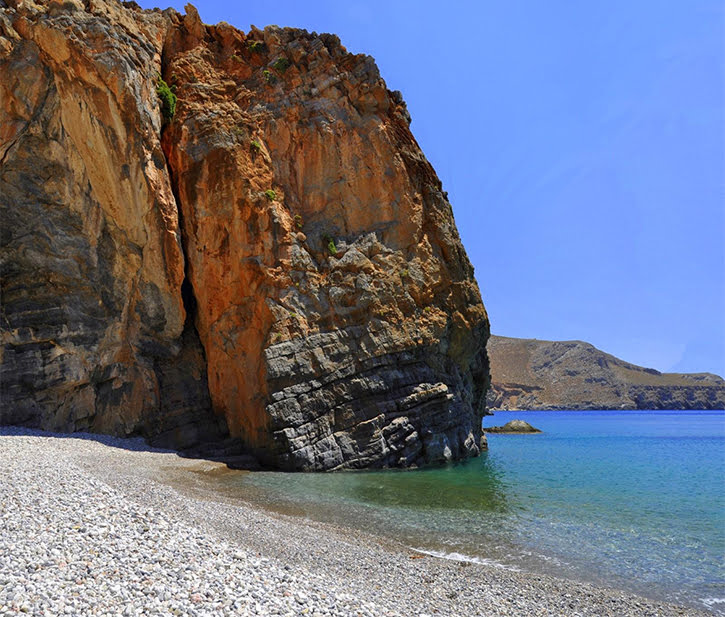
[139,1,725,377]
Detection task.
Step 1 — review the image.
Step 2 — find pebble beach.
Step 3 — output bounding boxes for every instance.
[0,428,708,617]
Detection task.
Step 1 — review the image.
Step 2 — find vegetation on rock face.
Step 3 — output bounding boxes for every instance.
[323,233,338,256]
[247,39,265,53]
[264,189,276,201]
[263,69,276,85]
[271,57,290,73]
[156,75,177,121]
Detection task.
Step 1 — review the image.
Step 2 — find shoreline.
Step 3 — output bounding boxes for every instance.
[0,427,710,616]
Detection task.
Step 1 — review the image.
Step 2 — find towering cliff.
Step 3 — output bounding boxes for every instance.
[0,1,490,469]
[487,335,725,411]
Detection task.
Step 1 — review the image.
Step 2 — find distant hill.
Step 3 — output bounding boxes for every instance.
[487,335,725,411]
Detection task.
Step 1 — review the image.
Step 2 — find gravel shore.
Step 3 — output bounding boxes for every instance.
[0,428,709,616]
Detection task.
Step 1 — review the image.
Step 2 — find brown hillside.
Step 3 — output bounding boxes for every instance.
[487,335,725,410]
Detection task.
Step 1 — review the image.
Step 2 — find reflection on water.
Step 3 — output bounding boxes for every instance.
[218,452,514,548]
[298,454,511,513]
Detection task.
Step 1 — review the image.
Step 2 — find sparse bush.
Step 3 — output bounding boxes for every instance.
[323,233,338,256]
[250,139,262,152]
[156,75,177,121]
[263,69,276,84]
[272,57,290,73]
[264,189,277,201]
[293,214,303,229]
[247,40,265,53]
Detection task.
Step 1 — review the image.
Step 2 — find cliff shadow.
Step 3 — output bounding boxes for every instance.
[0,425,263,470]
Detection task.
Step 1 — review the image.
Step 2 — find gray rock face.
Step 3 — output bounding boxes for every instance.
[264,329,483,470]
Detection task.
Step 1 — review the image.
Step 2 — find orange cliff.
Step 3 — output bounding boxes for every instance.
[0,0,490,470]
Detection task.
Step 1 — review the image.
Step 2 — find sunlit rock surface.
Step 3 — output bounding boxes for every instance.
[0,1,489,469]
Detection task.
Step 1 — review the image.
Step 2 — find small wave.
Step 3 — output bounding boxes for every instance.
[702,597,725,607]
[702,597,725,616]
[410,548,521,571]
[519,548,565,566]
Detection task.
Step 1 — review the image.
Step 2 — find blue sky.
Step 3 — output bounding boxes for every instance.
[140,1,725,376]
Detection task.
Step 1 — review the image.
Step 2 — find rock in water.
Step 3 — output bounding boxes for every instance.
[484,420,542,434]
[0,2,490,470]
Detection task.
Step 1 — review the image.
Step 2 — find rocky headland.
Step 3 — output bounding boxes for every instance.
[487,335,725,411]
[0,0,489,469]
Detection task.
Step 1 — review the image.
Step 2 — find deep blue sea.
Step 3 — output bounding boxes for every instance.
[223,411,725,614]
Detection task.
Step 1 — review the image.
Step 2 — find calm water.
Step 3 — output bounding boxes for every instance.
[222,411,725,613]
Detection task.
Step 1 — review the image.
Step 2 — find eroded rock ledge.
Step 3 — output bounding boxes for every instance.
[0,0,490,469]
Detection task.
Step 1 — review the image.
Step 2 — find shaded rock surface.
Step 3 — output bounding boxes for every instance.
[0,1,489,470]
[0,0,225,450]
[484,419,541,434]
[487,335,725,411]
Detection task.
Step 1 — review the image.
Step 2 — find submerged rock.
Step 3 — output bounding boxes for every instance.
[484,420,542,434]
[0,1,490,470]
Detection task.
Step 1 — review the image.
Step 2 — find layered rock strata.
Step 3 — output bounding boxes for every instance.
[0,1,490,469]
[487,335,725,411]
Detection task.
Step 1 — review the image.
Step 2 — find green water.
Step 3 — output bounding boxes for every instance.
[223,410,725,614]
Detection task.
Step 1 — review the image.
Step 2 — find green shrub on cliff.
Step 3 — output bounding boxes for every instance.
[264,189,277,201]
[323,233,338,256]
[156,75,177,121]
[272,57,290,73]
[247,40,265,53]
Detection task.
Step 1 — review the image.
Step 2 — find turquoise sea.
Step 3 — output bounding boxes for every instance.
[222,411,725,614]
